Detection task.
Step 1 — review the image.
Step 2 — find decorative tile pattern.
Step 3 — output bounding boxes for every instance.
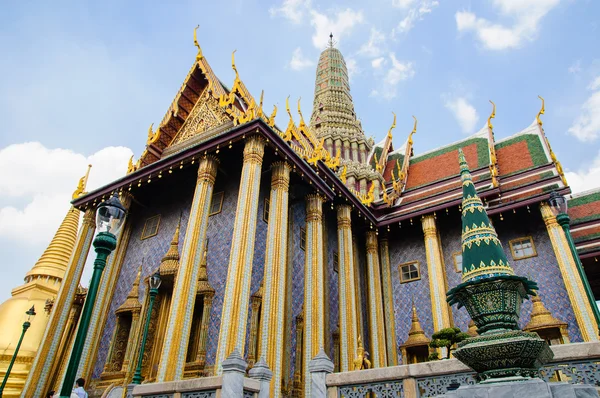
[389,223,432,365]
[492,212,583,342]
[205,175,240,366]
[326,211,339,360]
[288,202,306,382]
[355,234,371,353]
[93,183,195,377]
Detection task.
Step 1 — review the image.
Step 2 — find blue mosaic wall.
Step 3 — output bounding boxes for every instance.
[325,211,339,360]
[388,222,432,365]
[492,211,583,342]
[355,233,370,353]
[204,170,241,366]
[288,201,306,383]
[438,212,473,332]
[93,179,195,377]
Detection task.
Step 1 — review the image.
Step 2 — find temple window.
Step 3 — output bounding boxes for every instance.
[141,215,161,240]
[453,252,463,273]
[509,237,537,260]
[399,261,420,283]
[263,198,270,223]
[209,191,224,216]
[300,227,306,250]
[333,251,339,273]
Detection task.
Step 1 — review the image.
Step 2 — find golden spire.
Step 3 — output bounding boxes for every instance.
[231,50,239,80]
[72,164,91,200]
[487,100,496,130]
[116,266,142,313]
[197,245,214,294]
[297,97,305,125]
[159,218,181,276]
[536,95,545,127]
[402,304,430,347]
[524,294,567,332]
[387,112,396,140]
[194,25,203,61]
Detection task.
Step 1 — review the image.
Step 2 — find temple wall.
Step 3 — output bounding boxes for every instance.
[325,211,339,361]
[493,212,583,342]
[288,201,306,382]
[388,223,432,365]
[355,233,370,354]
[92,174,196,377]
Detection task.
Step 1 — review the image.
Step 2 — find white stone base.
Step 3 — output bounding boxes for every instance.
[438,378,599,398]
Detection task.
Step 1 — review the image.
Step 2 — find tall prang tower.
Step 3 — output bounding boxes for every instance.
[309,34,378,195]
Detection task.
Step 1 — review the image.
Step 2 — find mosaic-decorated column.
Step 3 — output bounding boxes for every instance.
[257,161,291,397]
[77,192,133,381]
[22,208,96,398]
[215,136,265,373]
[303,194,325,397]
[156,155,219,381]
[421,215,452,333]
[379,235,398,366]
[247,288,263,368]
[540,203,599,342]
[365,231,387,368]
[335,205,358,372]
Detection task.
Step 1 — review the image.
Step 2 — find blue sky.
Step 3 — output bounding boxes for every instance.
[0,0,599,302]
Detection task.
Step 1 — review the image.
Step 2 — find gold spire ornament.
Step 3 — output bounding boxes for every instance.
[388,112,396,140]
[486,100,499,187]
[127,155,136,175]
[353,336,371,370]
[339,165,347,184]
[487,100,496,131]
[536,95,545,127]
[159,220,182,277]
[268,104,277,127]
[116,266,142,313]
[72,164,92,200]
[147,123,162,146]
[193,25,203,61]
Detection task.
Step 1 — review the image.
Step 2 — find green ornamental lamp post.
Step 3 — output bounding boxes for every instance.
[60,193,126,398]
[446,149,552,382]
[132,270,162,384]
[0,306,36,397]
[548,190,600,331]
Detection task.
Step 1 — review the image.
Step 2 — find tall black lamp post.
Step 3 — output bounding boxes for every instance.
[59,193,126,397]
[132,270,162,384]
[548,190,600,331]
[0,306,36,397]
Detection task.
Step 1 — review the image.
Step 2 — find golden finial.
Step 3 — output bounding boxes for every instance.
[286,96,292,119]
[409,115,418,143]
[193,25,203,61]
[297,97,305,124]
[387,112,396,140]
[536,95,545,127]
[72,164,92,200]
[268,104,277,127]
[147,123,161,145]
[258,90,264,114]
[127,155,135,174]
[487,100,496,130]
[231,50,239,79]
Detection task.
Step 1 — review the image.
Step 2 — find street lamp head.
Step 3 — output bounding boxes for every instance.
[548,190,568,217]
[96,193,126,235]
[25,305,36,321]
[149,271,162,290]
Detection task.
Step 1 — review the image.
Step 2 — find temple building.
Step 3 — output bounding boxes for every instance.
[1,31,599,398]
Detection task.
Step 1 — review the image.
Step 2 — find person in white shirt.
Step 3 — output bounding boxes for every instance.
[72,378,88,398]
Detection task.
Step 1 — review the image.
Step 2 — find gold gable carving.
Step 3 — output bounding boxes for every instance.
[172,88,231,146]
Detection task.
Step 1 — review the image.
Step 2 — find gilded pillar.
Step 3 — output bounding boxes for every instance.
[215,136,265,372]
[78,192,133,381]
[22,208,96,398]
[379,236,398,365]
[365,231,387,368]
[335,205,358,372]
[257,161,291,397]
[421,215,452,333]
[352,234,364,342]
[156,155,219,381]
[303,194,325,397]
[540,203,598,341]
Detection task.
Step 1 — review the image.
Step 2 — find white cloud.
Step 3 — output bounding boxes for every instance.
[566,151,600,194]
[310,8,364,49]
[568,77,600,142]
[358,28,386,57]
[371,53,415,100]
[0,142,132,244]
[392,0,439,35]
[269,0,311,24]
[289,47,314,71]
[444,97,480,133]
[372,57,386,69]
[568,60,582,75]
[455,0,561,50]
